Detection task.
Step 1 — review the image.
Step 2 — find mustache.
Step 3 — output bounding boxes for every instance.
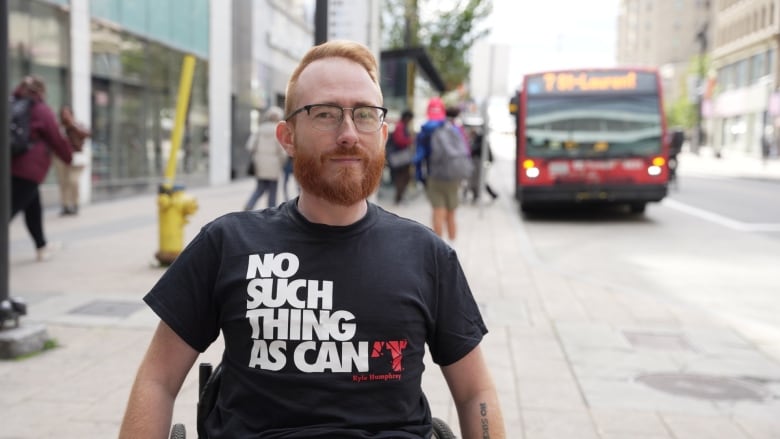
[323,145,368,160]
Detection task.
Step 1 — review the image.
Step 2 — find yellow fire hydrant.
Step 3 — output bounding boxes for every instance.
[155,185,198,266]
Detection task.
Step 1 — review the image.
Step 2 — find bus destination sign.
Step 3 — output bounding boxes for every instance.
[526,70,657,95]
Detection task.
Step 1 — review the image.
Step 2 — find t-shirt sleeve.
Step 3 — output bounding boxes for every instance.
[427,247,488,366]
[144,226,222,352]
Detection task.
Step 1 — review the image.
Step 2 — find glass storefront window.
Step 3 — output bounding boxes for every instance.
[7,0,68,106]
[8,0,212,202]
[29,1,69,68]
[7,0,69,186]
[89,23,210,197]
[91,21,121,78]
[119,35,146,83]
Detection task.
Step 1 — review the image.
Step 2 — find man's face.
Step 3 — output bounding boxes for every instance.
[278,58,388,206]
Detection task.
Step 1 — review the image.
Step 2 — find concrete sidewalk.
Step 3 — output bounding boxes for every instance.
[2,155,780,438]
[676,147,780,181]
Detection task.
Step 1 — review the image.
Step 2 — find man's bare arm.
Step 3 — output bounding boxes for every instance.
[119,321,199,439]
[441,345,506,439]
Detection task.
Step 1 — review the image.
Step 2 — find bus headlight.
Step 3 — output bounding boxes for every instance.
[647,156,665,176]
[522,159,540,178]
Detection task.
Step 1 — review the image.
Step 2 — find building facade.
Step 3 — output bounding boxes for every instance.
[616,0,712,117]
[9,0,215,204]
[617,0,780,159]
[708,0,778,158]
[231,0,315,179]
[7,0,320,208]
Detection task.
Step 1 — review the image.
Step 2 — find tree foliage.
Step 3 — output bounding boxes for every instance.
[382,0,492,92]
[664,54,710,129]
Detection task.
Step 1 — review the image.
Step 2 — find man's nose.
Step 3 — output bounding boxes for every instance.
[336,113,360,141]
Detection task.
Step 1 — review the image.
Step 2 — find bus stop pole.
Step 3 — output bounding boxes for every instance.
[1,0,18,326]
[1,1,43,357]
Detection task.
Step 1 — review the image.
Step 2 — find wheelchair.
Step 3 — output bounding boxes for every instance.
[170,362,456,439]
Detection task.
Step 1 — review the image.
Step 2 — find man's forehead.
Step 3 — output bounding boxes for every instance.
[295,57,382,104]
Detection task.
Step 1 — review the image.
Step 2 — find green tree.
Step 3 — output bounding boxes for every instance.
[666,92,695,129]
[383,0,492,92]
[664,54,709,129]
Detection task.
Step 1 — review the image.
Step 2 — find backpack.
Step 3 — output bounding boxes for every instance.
[428,121,474,181]
[9,97,33,157]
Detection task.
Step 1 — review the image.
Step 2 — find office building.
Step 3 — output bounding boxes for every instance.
[616,0,712,116]
[708,0,778,158]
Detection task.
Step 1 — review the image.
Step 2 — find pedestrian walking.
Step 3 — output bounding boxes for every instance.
[243,106,288,210]
[386,109,414,204]
[8,76,74,261]
[464,123,498,203]
[414,99,473,242]
[761,131,773,165]
[119,40,505,438]
[54,104,91,216]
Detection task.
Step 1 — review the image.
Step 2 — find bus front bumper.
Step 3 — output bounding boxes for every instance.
[516,184,668,204]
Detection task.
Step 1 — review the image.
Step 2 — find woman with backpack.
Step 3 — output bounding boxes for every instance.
[9,76,74,261]
[415,98,471,243]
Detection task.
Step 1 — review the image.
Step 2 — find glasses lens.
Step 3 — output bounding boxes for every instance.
[305,105,385,132]
[308,105,343,130]
[353,107,384,132]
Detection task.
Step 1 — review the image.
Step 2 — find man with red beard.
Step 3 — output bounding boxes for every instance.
[120,40,505,439]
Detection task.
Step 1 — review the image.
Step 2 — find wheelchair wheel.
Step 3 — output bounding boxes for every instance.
[169,423,186,439]
[431,417,456,439]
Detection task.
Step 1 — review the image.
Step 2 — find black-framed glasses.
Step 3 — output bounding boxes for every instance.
[284,104,388,133]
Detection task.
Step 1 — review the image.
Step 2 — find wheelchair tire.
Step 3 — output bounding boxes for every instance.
[431,417,456,439]
[169,423,186,439]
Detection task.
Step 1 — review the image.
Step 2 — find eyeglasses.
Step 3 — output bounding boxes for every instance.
[285,104,388,133]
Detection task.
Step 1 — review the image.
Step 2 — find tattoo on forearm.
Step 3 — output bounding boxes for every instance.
[479,402,490,438]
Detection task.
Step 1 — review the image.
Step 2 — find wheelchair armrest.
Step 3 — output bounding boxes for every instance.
[197,362,223,439]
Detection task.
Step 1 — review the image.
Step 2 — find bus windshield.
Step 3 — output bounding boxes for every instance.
[524,94,663,159]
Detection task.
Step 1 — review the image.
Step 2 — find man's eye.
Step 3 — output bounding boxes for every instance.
[312,108,340,119]
[354,109,375,120]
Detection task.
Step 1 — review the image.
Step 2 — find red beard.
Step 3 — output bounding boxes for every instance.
[293,143,386,206]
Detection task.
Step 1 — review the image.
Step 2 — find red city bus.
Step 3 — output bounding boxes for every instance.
[514,68,669,214]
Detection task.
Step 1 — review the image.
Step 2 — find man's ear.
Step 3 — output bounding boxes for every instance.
[276,121,295,157]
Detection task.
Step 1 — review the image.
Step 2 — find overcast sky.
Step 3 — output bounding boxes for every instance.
[484,0,620,90]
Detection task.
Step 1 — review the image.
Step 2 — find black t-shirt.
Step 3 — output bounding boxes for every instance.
[145,200,487,438]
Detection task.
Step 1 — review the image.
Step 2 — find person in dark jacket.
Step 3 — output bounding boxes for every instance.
[9,75,74,261]
[388,109,414,204]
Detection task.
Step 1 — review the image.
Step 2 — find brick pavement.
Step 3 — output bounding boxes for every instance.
[2,149,780,438]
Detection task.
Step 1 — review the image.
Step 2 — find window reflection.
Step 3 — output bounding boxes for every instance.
[90,21,209,197]
[8,0,69,185]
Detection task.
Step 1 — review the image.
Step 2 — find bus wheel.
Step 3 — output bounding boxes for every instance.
[629,203,646,214]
